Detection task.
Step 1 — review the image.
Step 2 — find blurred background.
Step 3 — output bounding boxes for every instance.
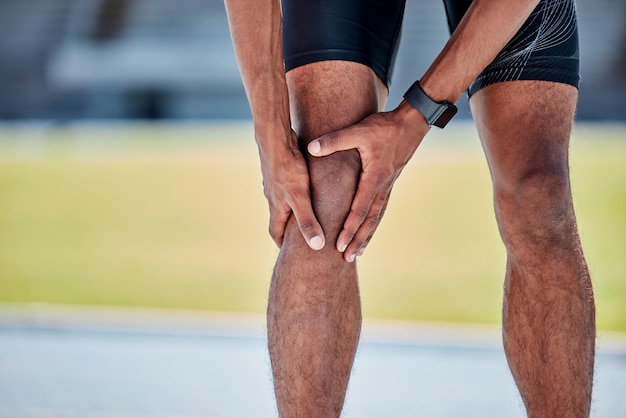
[0,0,625,331]
[0,1,625,417]
[0,0,625,120]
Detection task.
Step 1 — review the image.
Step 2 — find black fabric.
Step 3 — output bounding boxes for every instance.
[282,0,406,87]
[283,0,580,95]
[444,0,580,96]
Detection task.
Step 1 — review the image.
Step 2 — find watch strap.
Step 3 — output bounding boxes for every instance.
[403,80,457,128]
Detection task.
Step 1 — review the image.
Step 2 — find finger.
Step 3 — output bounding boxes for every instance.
[268,206,290,248]
[336,175,379,253]
[307,128,361,158]
[288,192,326,251]
[344,195,390,262]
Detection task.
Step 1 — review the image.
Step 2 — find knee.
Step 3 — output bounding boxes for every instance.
[307,149,361,240]
[494,168,575,254]
[275,149,360,273]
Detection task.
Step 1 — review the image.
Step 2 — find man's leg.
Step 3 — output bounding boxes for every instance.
[470,80,595,417]
[268,60,386,418]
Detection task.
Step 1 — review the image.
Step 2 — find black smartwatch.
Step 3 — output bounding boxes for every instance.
[403,80,457,128]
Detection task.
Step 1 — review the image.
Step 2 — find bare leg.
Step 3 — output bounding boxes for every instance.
[471,81,595,417]
[267,61,386,418]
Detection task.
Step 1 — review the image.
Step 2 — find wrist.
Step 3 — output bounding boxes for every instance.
[418,74,461,105]
[254,125,298,160]
[393,100,432,146]
[395,100,429,129]
[403,80,457,128]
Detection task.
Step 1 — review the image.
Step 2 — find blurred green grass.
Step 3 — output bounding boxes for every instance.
[0,123,624,331]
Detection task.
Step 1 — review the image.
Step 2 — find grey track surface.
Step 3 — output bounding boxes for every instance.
[0,305,624,418]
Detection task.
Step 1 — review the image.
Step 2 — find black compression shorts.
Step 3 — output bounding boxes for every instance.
[282,0,580,96]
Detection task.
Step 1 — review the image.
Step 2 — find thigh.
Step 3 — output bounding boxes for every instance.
[286,60,386,142]
[470,80,578,188]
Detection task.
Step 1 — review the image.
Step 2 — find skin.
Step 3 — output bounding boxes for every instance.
[269,60,386,417]
[224,0,326,251]
[225,0,595,416]
[471,81,595,417]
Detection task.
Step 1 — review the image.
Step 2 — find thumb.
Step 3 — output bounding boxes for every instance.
[308,129,358,157]
[291,199,326,250]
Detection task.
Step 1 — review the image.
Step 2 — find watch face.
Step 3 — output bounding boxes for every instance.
[432,104,458,128]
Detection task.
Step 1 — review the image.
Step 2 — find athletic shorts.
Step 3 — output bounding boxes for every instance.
[282,0,580,96]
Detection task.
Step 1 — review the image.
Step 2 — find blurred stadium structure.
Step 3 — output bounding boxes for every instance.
[0,0,624,121]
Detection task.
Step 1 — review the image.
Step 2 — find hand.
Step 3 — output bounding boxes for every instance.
[258,128,325,250]
[307,102,429,262]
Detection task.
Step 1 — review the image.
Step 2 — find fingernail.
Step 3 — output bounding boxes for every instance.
[348,253,356,263]
[308,141,321,155]
[338,243,347,253]
[357,247,365,256]
[309,235,324,250]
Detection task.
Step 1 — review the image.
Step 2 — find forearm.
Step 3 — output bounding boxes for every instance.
[417,0,540,104]
[224,0,291,151]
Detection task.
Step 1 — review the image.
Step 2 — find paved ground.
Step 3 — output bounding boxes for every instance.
[0,305,624,418]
